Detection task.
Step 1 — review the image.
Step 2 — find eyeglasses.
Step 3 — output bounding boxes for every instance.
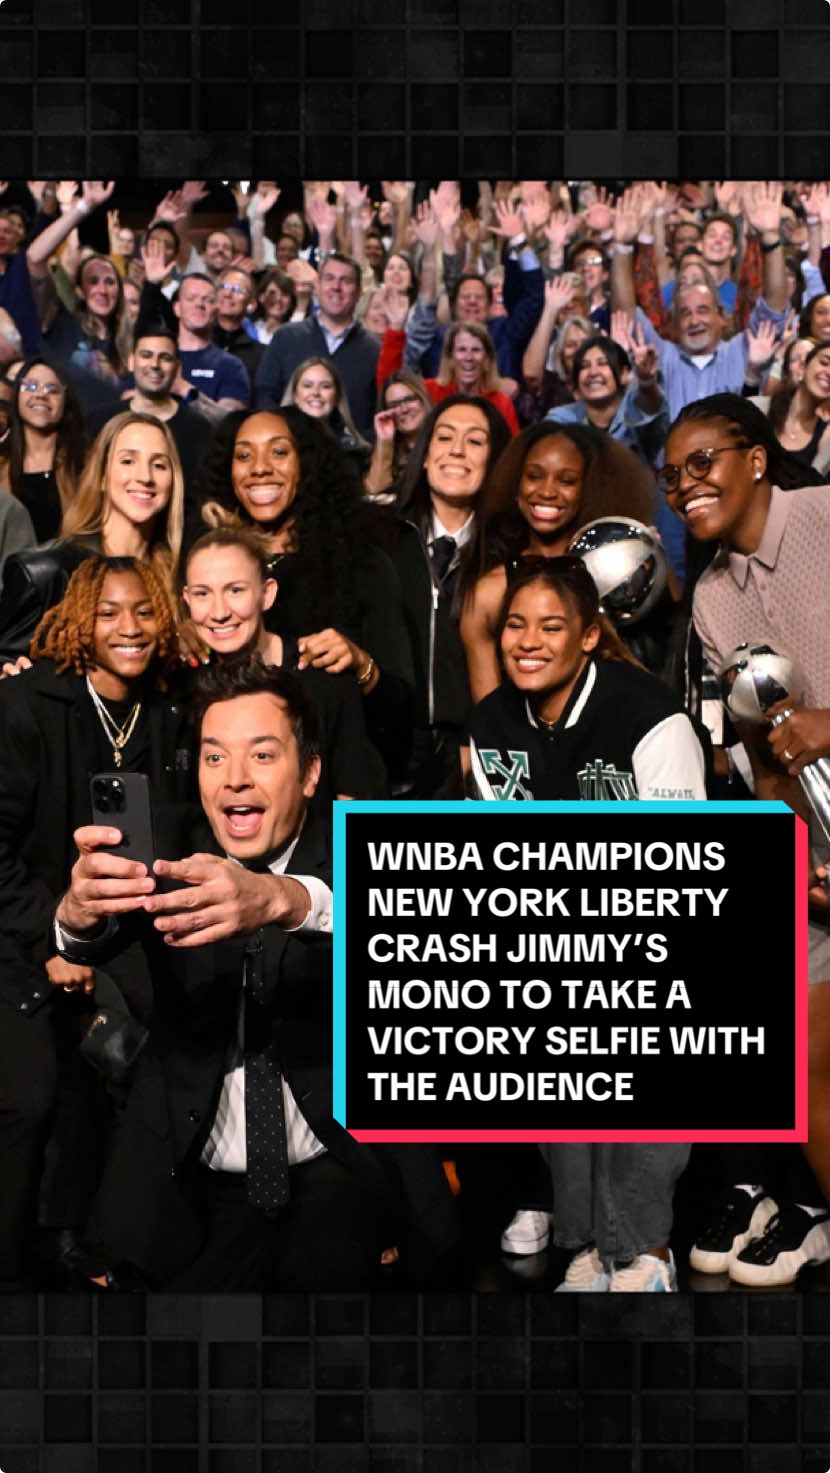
[219,282,248,296]
[388,394,422,412]
[19,380,64,397]
[656,445,747,494]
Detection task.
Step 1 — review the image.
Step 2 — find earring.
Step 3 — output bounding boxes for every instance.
[754,472,762,481]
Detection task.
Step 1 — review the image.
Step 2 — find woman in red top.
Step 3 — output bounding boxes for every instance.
[376,310,519,436]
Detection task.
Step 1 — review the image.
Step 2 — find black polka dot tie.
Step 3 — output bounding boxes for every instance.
[244,932,290,1217]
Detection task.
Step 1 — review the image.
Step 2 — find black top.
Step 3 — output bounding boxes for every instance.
[15,469,62,543]
[262,542,415,784]
[788,417,826,469]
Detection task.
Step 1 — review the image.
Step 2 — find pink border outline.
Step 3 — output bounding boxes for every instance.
[350,812,807,1145]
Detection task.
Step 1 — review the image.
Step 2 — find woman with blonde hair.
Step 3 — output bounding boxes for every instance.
[377,308,519,434]
[0,411,184,662]
[281,355,370,462]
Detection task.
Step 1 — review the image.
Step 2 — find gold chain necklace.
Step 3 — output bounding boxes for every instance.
[85,677,142,768]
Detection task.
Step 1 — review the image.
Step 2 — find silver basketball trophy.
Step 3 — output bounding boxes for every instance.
[569,516,668,626]
[720,641,830,848]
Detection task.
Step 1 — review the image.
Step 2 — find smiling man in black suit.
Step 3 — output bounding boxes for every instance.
[54,657,449,1289]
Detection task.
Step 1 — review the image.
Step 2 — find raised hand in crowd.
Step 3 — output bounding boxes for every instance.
[141,233,169,285]
[714,180,743,217]
[374,285,410,332]
[744,319,781,381]
[582,184,615,235]
[306,193,338,251]
[413,199,440,253]
[486,198,525,240]
[742,179,784,237]
[629,319,660,384]
[431,182,461,246]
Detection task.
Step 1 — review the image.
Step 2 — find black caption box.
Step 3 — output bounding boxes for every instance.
[334,801,803,1142]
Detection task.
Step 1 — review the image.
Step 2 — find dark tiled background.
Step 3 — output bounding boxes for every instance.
[0,1293,829,1468]
[1,0,828,175]
[4,0,830,1465]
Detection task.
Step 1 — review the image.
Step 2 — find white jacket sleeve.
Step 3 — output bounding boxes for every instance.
[632,712,707,801]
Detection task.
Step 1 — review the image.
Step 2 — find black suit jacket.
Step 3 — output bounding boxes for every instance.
[74,813,389,1279]
[0,659,195,1020]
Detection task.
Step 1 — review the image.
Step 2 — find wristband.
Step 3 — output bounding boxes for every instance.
[760,238,781,254]
[654,208,666,218]
[807,216,821,226]
[74,199,91,218]
[637,374,658,385]
[509,233,526,248]
[637,234,654,245]
[356,656,376,688]
[613,242,634,255]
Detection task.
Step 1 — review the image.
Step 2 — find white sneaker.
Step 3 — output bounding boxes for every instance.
[500,1209,551,1256]
[611,1250,677,1292]
[555,1247,610,1292]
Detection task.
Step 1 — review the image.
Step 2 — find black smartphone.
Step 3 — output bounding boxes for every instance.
[90,772,156,875]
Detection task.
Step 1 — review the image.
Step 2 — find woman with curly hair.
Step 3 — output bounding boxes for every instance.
[0,554,190,1287]
[460,422,656,702]
[6,354,87,543]
[0,412,184,664]
[192,406,414,778]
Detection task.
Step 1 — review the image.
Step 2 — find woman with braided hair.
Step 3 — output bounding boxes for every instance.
[0,555,192,1287]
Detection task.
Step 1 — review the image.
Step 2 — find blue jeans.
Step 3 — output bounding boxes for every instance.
[539,1142,690,1264]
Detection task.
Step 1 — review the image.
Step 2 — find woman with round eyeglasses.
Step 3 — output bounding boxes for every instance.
[5,356,87,544]
[365,371,432,502]
[661,392,830,1287]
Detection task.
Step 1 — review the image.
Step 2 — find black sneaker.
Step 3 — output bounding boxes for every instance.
[729,1202,830,1286]
[689,1188,777,1274]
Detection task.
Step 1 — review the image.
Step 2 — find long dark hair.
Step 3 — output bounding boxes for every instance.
[767,340,830,441]
[395,393,512,545]
[468,421,656,586]
[670,392,825,491]
[496,556,638,671]
[8,353,87,516]
[193,405,375,632]
[799,293,830,342]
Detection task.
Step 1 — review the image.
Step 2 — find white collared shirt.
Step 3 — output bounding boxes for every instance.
[201,837,333,1173]
[429,509,474,550]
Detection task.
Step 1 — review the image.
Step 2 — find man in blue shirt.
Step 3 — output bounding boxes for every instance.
[662,214,739,315]
[172,273,251,424]
[612,184,790,424]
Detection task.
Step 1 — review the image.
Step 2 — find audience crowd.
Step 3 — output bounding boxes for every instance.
[1,175,829,1293]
